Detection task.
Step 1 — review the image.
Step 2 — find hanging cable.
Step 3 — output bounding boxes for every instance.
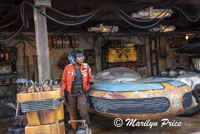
[172,6,200,22]
[23,2,100,26]
[0,0,100,42]
[116,7,170,23]
[56,15,97,24]
[117,0,166,11]
[0,24,24,42]
[20,2,26,23]
[0,16,20,29]
[116,9,168,29]
[0,2,26,42]
[44,10,99,26]
[47,6,100,18]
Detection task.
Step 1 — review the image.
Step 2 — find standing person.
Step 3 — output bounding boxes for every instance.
[62,50,94,131]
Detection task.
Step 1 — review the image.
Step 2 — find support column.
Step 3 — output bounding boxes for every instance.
[146,37,152,77]
[33,1,51,82]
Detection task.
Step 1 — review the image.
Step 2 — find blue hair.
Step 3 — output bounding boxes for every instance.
[68,50,85,64]
[68,54,76,64]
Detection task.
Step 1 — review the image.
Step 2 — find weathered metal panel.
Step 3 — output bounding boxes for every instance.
[89,82,196,120]
[90,96,170,114]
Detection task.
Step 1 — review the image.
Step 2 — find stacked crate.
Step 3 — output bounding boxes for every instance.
[17,82,65,134]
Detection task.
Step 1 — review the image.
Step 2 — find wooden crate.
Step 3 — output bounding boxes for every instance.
[17,87,63,126]
[25,101,64,126]
[17,87,62,102]
[24,102,64,126]
[25,121,65,134]
[56,101,64,121]
[26,109,57,126]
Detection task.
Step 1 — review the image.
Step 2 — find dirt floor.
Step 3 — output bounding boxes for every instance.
[2,113,200,134]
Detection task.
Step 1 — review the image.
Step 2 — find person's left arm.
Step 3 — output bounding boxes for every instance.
[87,65,94,86]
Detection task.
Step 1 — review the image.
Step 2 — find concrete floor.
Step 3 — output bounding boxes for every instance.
[2,113,200,134]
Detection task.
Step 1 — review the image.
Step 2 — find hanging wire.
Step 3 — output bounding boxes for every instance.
[1,0,200,42]
[56,16,97,24]
[0,0,100,42]
[116,7,171,23]
[23,2,100,26]
[117,0,166,11]
[116,9,168,29]
[0,16,20,29]
[172,6,200,22]
[47,6,100,18]
[20,2,25,23]
[0,24,24,42]
[45,9,99,26]
[0,2,26,42]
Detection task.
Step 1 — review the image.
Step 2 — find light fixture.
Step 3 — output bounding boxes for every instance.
[132,7,173,19]
[88,24,119,33]
[185,35,189,40]
[149,25,175,32]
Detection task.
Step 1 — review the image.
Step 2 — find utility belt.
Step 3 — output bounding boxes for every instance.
[72,84,83,93]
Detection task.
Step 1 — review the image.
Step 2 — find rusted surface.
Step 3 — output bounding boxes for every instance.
[89,82,196,120]
[90,83,192,99]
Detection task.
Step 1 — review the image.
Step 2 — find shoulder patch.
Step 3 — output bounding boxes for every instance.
[65,64,73,70]
[67,64,72,66]
[83,63,88,68]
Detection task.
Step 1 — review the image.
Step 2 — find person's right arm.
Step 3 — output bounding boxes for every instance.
[62,67,68,96]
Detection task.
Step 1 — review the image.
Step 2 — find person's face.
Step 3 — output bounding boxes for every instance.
[75,56,83,65]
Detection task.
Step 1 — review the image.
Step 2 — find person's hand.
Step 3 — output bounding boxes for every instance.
[90,80,95,85]
[64,90,68,101]
[85,91,89,98]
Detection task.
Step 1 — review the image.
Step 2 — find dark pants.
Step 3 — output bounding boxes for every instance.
[67,92,90,129]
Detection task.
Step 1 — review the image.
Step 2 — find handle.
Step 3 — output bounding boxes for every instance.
[41,79,53,92]
[25,80,36,93]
